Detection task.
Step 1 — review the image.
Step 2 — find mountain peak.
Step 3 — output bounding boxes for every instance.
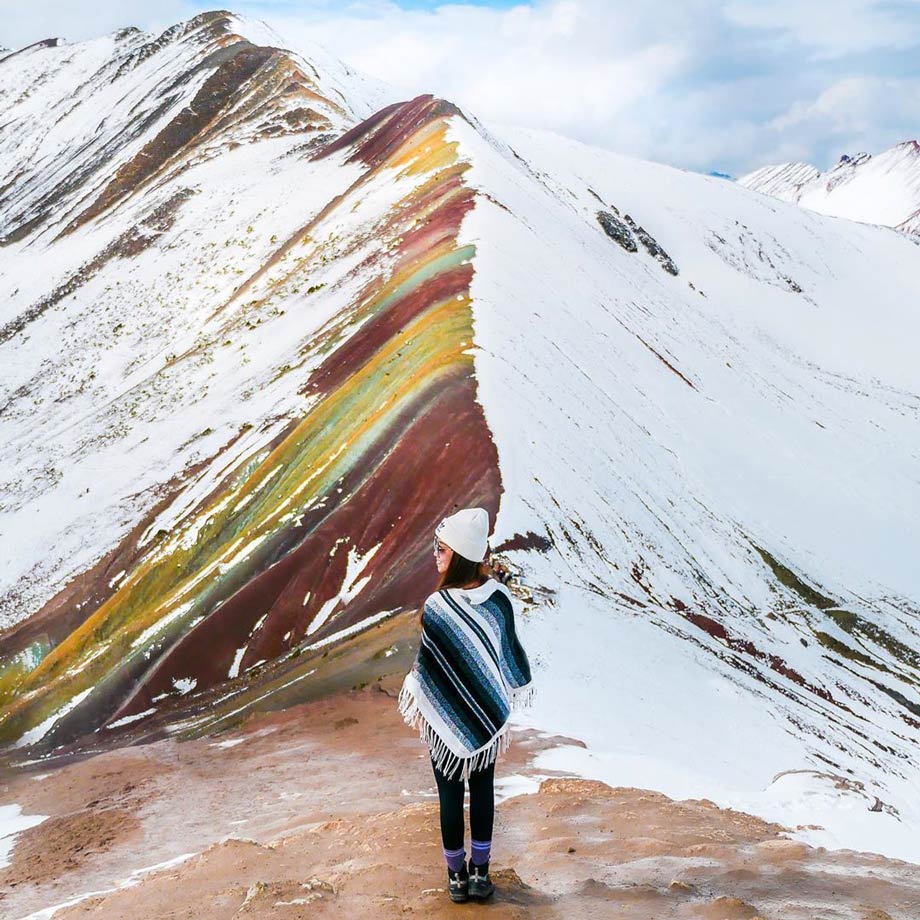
[738,140,920,235]
[0,11,399,246]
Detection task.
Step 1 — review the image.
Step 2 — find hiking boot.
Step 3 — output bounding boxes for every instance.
[468,860,495,899]
[447,861,469,902]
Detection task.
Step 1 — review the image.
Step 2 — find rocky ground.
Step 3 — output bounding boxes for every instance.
[2,671,919,920]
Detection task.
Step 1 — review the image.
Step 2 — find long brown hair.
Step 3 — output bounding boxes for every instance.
[417,545,491,628]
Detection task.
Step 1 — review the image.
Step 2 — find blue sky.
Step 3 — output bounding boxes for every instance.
[3,1,919,176]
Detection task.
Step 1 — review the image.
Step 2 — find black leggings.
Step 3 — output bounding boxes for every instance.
[430,754,495,851]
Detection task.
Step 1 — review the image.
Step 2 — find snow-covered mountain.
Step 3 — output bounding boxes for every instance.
[2,11,919,865]
[739,142,920,236]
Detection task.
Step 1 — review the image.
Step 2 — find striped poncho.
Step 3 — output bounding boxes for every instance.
[398,577,534,781]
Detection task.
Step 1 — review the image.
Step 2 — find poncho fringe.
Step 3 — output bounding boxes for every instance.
[398,679,535,780]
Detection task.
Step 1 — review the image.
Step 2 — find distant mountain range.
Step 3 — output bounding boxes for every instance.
[739,142,920,236]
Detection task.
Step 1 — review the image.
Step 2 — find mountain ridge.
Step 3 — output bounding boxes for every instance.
[738,139,920,236]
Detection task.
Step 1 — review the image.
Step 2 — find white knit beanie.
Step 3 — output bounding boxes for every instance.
[435,507,490,563]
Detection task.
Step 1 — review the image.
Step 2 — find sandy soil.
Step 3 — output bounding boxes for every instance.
[2,672,919,920]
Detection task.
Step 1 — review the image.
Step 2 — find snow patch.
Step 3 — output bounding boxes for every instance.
[0,804,47,869]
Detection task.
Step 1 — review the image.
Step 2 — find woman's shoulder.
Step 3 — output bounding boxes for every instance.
[423,585,452,607]
[423,589,441,609]
[485,578,516,608]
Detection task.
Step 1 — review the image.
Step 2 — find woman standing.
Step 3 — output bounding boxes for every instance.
[398,507,534,903]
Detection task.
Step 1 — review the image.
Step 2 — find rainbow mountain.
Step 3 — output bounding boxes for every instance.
[2,10,919,864]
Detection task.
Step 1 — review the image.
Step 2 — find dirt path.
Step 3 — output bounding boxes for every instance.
[1,674,918,920]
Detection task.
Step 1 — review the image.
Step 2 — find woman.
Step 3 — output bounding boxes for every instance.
[398,507,534,903]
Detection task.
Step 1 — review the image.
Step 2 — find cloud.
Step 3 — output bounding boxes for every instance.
[724,0,920,58]
[0,0,186,48]
[766,75,920,165]
[4,0,919,176]
[232,0,920,174]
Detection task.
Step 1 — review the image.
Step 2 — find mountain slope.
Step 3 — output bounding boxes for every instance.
[0,13,495,745]
[452,120,920,861]
[1,11,919,866]
[739,142,920,236]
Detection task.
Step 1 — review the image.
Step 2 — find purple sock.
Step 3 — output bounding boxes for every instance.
[443,846,466,872]
[470,838,491,867]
